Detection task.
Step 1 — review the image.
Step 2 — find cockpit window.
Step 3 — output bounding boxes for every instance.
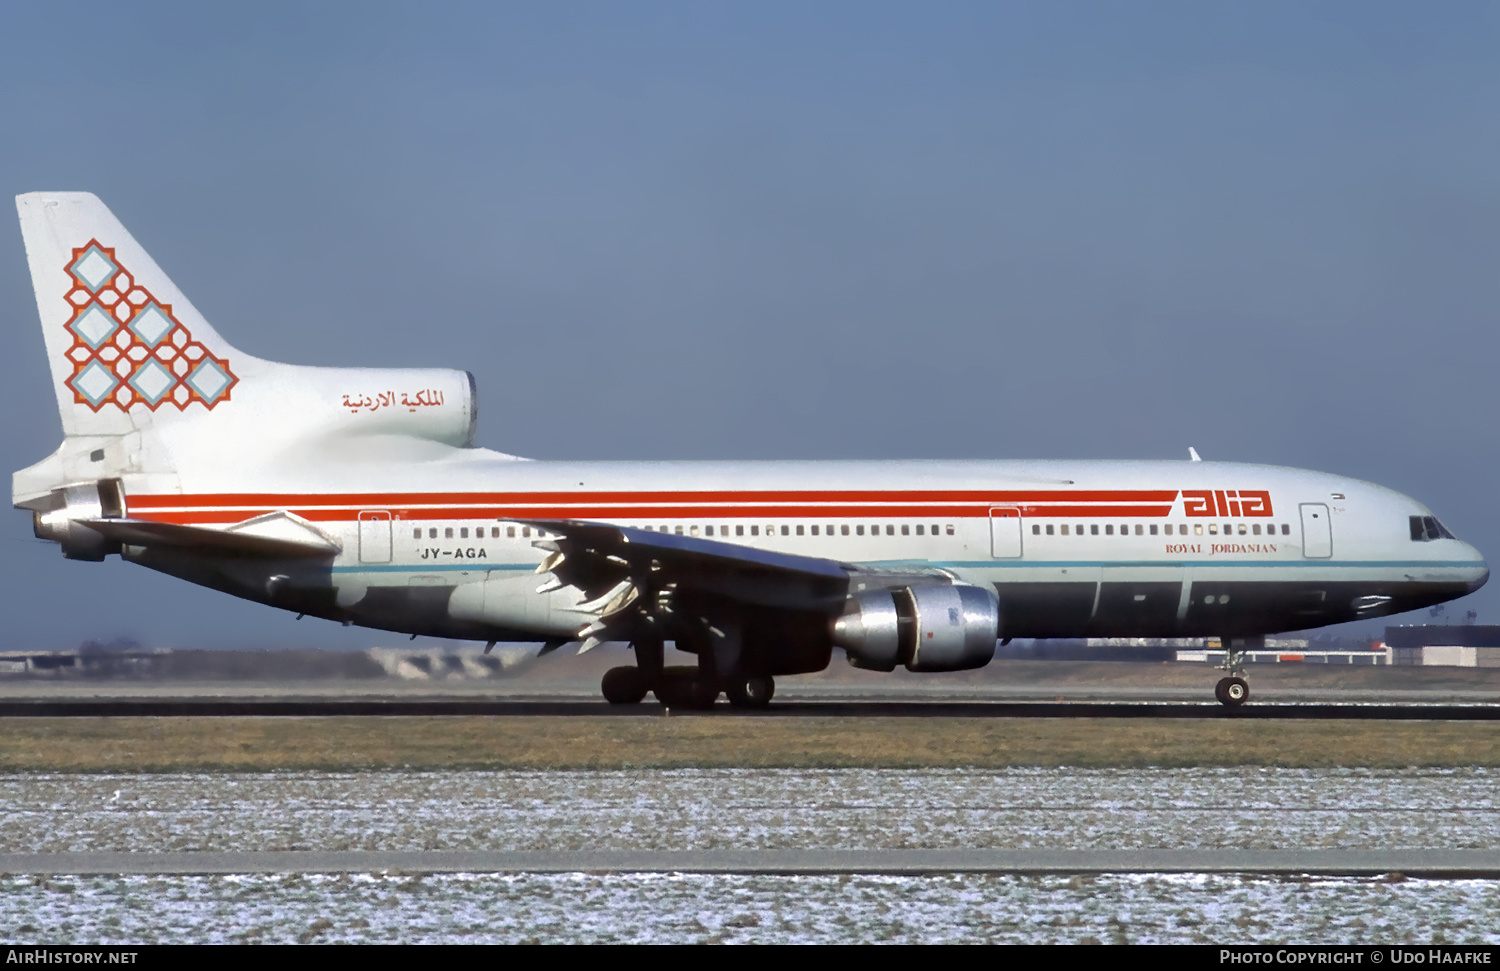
[1410,515,1456,541]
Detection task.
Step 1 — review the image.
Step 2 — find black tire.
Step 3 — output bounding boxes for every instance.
[725,675,775,709]
[1213,679,1228,705]
[1218,676,1249,707]
[601,666,648,705]
[653,669,719,710]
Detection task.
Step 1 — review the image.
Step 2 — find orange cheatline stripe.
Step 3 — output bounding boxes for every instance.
[124,488,1182,509]
[129,503,1177,525]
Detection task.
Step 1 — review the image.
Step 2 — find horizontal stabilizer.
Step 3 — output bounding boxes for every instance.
[80,517,339,558]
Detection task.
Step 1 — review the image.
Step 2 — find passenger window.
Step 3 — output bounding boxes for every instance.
[1090,525,1098,536]
[1061,524,1069,536]
[797,525,805,536]
[737,525,744,536]
[1238,524,1246,535]
[1208,524,1218,535]
[901,525,910,536]
[506,526,515,538]
[1135,524,1143,536]
[841,525,850,536]
[1194,524,1203,536]
[675,525,684,535]
[946,525,954,535]
[829,524,836,535]
[429,528,438,539]
[460,528,468,539]
[931,524,939,535]
[1032,525,1041,535]
[1046,525,1055,536]
[413,528,422,539]
[856,525,865,536]
[447,527,455,539]
[887,525,895,536]
[1282,524,1290,535]
[916,525,924,536]
[781,525,789,536]
[751,525,759,536]
[1149,525,1158,536]
[1105,525,1113,536]
[690,525,699,537]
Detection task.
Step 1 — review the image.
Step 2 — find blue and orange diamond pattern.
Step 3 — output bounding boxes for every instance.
[61,240,237,412]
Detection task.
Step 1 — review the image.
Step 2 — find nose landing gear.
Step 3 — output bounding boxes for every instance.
[1214,676,1249,706]
[1213,636,1256,707]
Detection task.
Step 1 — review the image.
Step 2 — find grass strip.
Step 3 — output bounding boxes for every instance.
[1,716,1497,771]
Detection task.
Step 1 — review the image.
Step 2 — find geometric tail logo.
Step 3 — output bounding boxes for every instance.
[61,239,237,412]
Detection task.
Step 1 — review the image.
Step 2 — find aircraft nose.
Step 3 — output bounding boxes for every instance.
[1462,544,1489,593]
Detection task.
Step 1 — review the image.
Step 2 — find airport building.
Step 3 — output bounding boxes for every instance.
[1384,625,1500,668]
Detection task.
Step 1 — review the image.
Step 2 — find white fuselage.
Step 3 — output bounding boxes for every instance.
[117,451,1488,643]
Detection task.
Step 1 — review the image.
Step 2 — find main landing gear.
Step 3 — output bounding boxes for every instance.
[600,630,775,710]
[600,666,775,710]
[597,660,774,705]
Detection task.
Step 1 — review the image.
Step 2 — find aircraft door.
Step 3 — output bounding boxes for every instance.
[359,511,393,563]
[1300,503,1332,558]
[989,506,1022,558]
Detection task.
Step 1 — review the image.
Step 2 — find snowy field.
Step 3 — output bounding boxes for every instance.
[2,767,1496,853]
[5,871,1499,944]
[1,767,1497,943]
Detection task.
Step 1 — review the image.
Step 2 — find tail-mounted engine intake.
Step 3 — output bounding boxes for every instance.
[831,583,999,672]
[32,479,124,562]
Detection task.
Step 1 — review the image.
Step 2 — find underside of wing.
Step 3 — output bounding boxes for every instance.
[513,518,856,651]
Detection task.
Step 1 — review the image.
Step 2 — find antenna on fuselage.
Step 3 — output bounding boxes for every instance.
[1188,447,1202,462]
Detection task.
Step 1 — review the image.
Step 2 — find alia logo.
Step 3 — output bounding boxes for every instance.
[1182,490,1273,518]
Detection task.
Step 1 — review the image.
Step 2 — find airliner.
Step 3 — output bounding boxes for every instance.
[12,193,1488,707]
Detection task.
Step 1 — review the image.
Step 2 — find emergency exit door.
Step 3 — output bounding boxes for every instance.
[989,507,1022,558]
[359,510,393,563]
[1300,503,1332,558]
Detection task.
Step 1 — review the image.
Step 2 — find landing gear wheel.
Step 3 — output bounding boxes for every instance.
[1216,676,1249,707]
[601,666,649,705]
[725,675,775,709]
[653,666,720,710]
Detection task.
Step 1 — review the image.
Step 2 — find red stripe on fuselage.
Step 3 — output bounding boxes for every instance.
[125,489,1181,510]
[129,503,1176,525]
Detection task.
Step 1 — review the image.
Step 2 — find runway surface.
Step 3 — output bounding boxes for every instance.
[1,698,1497,718]
[4,848,1498,876]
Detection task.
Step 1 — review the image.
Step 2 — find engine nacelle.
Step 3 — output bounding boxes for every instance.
[32,480,124,562]
[831,583,999,673]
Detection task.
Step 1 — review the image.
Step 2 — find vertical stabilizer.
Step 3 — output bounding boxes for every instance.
[17,192,247,438]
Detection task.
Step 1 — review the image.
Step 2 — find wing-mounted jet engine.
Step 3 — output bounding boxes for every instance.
[832,583,999,672]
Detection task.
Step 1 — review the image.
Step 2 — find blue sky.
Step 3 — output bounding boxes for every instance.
[1,2,1497,648]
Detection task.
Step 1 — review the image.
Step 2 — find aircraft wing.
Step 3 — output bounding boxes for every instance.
[514,518,863,650]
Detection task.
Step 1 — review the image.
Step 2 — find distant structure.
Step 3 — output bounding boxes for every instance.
[1385,626,1500,668]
